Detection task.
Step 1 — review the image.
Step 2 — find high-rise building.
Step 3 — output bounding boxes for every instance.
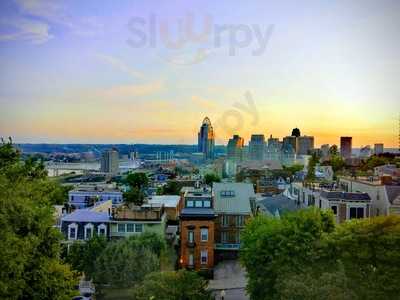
[296,136,314,155]
[100,149,119,174]
[340,137,352,159]
[320,144,330,160]
[283,136,297,153]
[227,135,244,162]
[249,134,265,160]
[374,143,384,155]
[198,117,215,160]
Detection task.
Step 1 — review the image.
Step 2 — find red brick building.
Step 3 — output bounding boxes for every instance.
[179,187,216,272]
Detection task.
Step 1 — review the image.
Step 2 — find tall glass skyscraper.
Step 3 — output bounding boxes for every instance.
[198,117,215,160]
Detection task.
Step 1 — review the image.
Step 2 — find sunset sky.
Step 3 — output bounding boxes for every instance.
[0,0,399,147]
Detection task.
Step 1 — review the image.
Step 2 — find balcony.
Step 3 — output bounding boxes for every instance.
[215,243,240,250]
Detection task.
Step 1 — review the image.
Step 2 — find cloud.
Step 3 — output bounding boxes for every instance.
[0,17,53,44]
[96,81,164,99]
[0,0,104,44]
[95,54,144,79]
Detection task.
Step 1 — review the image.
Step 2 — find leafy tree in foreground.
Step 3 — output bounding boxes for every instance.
[65,236,108,280]
[240,208,335,300]
[0,138,78,300]
[133,270,212,300]
[93,234,163,288]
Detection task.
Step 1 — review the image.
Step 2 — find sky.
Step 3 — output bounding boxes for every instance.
[0,0,399,147]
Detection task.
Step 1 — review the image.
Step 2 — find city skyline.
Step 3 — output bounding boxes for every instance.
[1,0,399,147]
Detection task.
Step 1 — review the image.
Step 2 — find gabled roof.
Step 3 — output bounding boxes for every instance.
[258,194,300,215]
[385,185,400,204]
[213,183,254,214]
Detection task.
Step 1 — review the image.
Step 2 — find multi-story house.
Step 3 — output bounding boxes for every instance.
[213,183,255,261]
[68,184,123,209]
[319,191,371,223]
[110,203,167,239]
[339,176,400,216]
[179,187,216,273]
[61,200,112,246]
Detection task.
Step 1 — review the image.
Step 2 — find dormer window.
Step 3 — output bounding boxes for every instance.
[68,223,78,240]
[84,223,94,240]
[220,190,235,197]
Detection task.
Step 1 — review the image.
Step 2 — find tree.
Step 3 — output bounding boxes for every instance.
[329,216,400,300]
[133,270,212,300]
[123,187,145,205]
[329,145,339,156]
[240,208,335,299]
[65,236,108,280]
[126,172,148,189]
[204,173,221,185]
[306,153,319,181]
[0,139,78,300]
[160,181,181,195]
[93,234,162,288]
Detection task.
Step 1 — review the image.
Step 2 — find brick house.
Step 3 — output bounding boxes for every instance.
[179,187,216,272]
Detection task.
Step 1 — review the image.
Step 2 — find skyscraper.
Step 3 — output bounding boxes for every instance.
[198,117,215,160]
[227,135,244,162]
[249,134,266,160]
[374,143,384,155]
[100,148,119,174]
[340,137,352,159]
[291,127,301,137]
[296,136,314,155]
[283,136,297,153]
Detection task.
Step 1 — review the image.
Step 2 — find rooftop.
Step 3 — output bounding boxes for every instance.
[147,195,180,208]
[258,194,301,215]
[213,182,254,214]
[62,209,110,223]
[320,190,371,201]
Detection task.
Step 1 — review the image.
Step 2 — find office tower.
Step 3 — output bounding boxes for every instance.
[267,135,279,148]
[296,136,314,155]
[100,148,119,174]
[291,127,301,137]
[198,117,215,160]
[249,134,265,160]
[374,143,384,155]
[340,137,352,159]
[227,135,244,161]
[283,136,297,153]
[320,144,330,160]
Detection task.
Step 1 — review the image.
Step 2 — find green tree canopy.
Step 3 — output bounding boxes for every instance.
[123,186,145,205]
[203,173,221,185]
[133,270,212,300]
[241,209,400,300]
[126,172,149,189]
[0,138,78,300]
[93,233,164,288]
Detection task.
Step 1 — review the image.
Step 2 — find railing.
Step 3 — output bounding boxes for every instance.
[215,243,240,250]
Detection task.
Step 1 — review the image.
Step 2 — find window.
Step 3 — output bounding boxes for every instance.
[222,215,229,227]
[200,228,208,242]
[117,223,125,233]
[135,224,143,233]
[127,223,135,232]
[84,223,94,240]
[350,207,364,219]
[200,250,208,264]
[195,200,203,207]
[331,206,337,215]
[236,215,244,227]
[236,231,240,243]
[98,224,107,236]
[220,190,235,197]
[68,223,78,240]
[188,253,194,266]
[186,200,194,207]
[203,200,211,207]
[188,230,194,243]
[221,231,227,243]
